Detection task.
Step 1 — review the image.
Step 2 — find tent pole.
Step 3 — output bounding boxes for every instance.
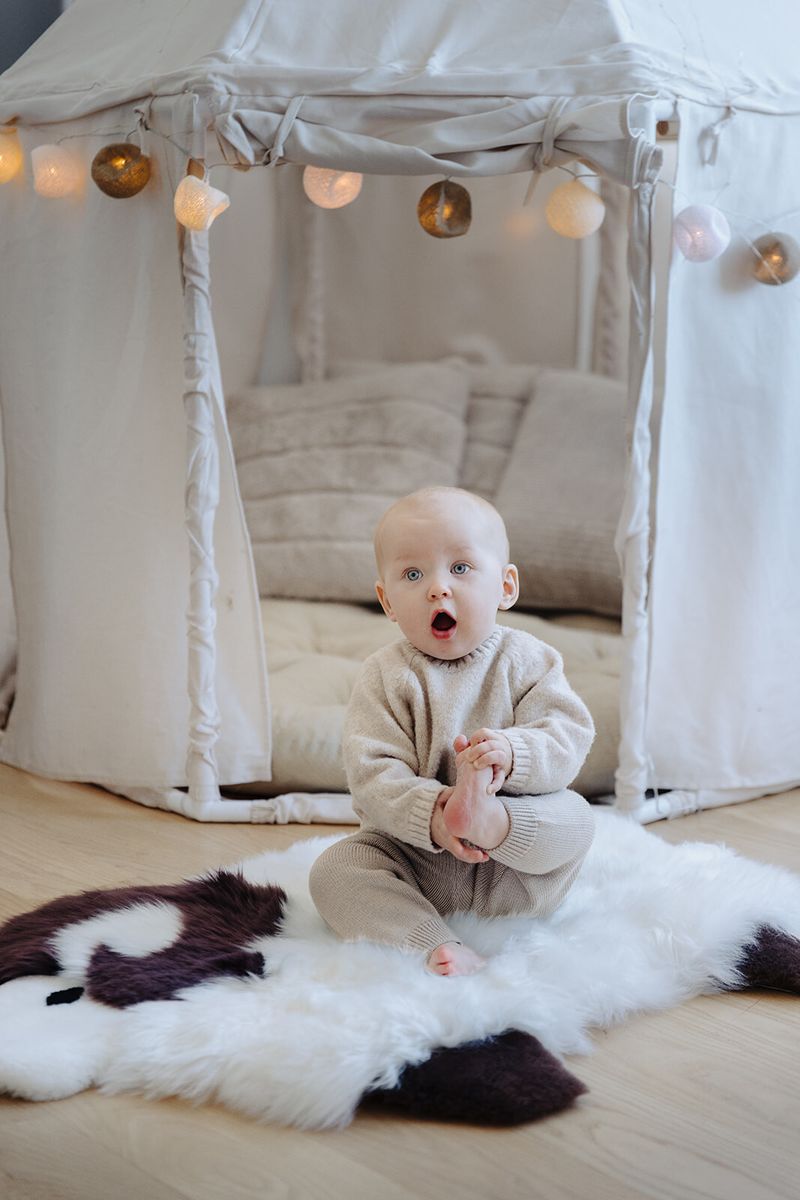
[179,222,225,817]
[613,137,663,817]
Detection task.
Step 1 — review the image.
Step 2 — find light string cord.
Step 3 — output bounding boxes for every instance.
[549,159,800,286]
[23,114,231,175]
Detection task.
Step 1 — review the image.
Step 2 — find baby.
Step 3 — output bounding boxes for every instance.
[309,486,596,976]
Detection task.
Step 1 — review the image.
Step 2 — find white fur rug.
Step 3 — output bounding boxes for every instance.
[1,811,799,1129]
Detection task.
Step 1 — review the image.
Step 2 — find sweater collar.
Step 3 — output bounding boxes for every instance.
[404,626,503,668]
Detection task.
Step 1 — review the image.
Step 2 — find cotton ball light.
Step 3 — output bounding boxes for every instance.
[673,205,731,262]
[91,142,151,198]
[174,174,230,230]
[31,144,83,197]
[0,129,23,184]
[417,180,472,239]
[302,166,363,209]
[750,233,800,285]
[545,178,605,239]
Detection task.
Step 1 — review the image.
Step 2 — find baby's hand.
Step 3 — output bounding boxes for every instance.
[459,728,513,795]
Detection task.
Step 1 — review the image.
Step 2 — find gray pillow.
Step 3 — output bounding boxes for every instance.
[494,368,626,616]
[227,364,470,601]
[457,364,540,499]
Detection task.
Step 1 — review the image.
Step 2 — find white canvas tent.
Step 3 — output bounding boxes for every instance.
[0,0,799,822]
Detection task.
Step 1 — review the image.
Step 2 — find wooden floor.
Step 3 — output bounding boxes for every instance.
[1,764,799,1200]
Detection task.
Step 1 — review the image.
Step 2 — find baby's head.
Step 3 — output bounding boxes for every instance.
[374,486,519,660]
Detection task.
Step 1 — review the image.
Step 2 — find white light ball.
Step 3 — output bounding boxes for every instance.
[31,144,83,197]
[673,205,731,262]
[174,175,230,231]
[545,178,605,239]
[302,166,363,209]
[0,129,23,184]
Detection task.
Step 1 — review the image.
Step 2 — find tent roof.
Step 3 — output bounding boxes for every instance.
[2,0,800,126]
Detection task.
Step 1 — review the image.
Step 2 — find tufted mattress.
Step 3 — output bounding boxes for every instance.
[240,599,621,814]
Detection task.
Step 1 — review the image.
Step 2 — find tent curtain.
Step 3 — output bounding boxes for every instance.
[0,99,271,789]
[643,101,800,801]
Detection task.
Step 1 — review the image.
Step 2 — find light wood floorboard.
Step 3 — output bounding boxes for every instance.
[1,765,798,1200]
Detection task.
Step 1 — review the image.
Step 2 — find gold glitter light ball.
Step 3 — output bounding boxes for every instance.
[91,142,152,198]
[417,180,472,238]
[751,233,800,286]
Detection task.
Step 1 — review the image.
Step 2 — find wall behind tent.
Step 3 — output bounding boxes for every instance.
[208,165,605,394]
[209,168,291,395]
[321,171,589,372]
[0,0,63,74]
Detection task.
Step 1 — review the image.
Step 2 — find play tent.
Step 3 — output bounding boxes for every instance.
[0,0,799,823]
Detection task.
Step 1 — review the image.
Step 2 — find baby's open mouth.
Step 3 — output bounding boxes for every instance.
[431,611,456,635]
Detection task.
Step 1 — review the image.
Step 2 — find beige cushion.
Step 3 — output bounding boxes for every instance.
[227,364,470,601]
[494,368,626,616]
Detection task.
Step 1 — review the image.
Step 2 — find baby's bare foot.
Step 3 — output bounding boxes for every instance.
[427,942,487,976]
[443,749,509,851]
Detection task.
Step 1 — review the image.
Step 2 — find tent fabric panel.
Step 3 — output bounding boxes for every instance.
[206,94,637,180]
[645,101,800,793]
[0,106,270,789]
[3,1,800,123]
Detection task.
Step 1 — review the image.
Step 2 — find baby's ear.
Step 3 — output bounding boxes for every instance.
[498,563,519,611]
[375,581,397,621]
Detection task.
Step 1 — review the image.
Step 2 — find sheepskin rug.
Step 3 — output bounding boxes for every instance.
[1,811,800,1130]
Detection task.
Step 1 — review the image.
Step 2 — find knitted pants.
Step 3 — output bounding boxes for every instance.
[309,789,594,956]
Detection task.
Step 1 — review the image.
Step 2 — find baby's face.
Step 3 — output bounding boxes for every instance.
[375,496,518,660]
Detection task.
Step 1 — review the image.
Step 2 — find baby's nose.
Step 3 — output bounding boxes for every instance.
[427,576,452,600]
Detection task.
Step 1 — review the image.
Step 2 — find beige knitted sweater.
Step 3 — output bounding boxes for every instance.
[343,625,595,854]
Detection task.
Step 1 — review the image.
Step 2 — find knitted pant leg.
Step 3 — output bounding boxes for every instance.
[308,832,462,955]
[469,790,595,919]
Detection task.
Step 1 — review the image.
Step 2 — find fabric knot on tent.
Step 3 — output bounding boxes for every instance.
[213,96,307,167]
[524,97,572,205]
[267,96,306,166]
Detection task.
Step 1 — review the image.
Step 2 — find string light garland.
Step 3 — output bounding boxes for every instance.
[91,142,151,198]
[302,166,362,209]
[417,179,472,238]
[0,128,23,184]
[31,144,83,198]
[673,205,731,262]
[750,233,800,285]
[545,178,605,239]
[4,111,800,299]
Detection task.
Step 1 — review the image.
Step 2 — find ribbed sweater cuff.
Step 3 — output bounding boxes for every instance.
[504,728,534,792]
[404,917,461,954]
[406,785,444,851]
[491,800,539,869]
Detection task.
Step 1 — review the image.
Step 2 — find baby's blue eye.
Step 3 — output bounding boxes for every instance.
[404,568,423,582]
[452,562,470,575]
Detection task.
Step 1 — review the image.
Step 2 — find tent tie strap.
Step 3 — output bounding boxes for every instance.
[266,95,307,166]
[523,96,572,206]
